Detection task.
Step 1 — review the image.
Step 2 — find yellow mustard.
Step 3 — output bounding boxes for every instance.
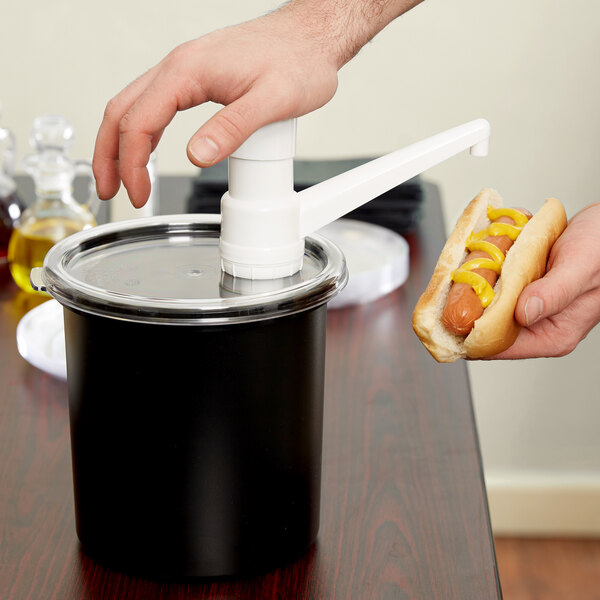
[450,206,527,307]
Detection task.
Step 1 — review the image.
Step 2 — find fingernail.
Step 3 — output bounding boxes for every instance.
[189,136,219,165]
[524,296,544,326]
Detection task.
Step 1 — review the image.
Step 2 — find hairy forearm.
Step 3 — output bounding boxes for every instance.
[279,0,424,68]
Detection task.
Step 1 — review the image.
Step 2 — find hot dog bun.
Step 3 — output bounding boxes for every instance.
[412,188,567,362]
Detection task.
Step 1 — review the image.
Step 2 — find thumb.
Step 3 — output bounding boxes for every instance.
[515,263,587,327]
[186,89,287,167]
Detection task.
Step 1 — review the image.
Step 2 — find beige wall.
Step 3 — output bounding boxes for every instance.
[3,0,600,532]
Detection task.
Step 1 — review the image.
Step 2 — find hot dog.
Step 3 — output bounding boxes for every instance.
[412,188,567,362]
[441,206,533,335]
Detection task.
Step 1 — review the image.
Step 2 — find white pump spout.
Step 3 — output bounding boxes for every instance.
[220,118,491,280]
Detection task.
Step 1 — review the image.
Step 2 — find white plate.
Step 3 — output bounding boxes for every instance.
[318,218,410,309]
[16,299,67,380]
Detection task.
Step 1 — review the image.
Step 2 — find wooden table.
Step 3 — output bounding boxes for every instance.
[0,177,501,599]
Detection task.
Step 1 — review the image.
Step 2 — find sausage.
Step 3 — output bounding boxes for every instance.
[441,208,532,336]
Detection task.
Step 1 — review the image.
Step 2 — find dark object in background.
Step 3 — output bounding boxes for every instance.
[187,159,424,234]
[0,189,25,261]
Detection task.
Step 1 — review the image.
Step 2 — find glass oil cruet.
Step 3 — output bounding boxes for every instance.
[8,115,97,294]
[0,102,25,265]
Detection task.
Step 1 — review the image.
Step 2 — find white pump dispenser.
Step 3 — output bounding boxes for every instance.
[220,118,491,280]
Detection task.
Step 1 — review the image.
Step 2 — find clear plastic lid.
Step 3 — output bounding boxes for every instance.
[37,214,347,325]
[318,219,409,308]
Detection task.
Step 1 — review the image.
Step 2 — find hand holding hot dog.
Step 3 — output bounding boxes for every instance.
[491,202,600,359]
[412,189,568,362]
[413,192,600,361]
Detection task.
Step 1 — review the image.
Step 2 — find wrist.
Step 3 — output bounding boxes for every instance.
[280,0,422,69]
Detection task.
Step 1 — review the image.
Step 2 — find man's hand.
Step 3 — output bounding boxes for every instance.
[93,12,339,207]
[492,202,600,359]
[92,0,423,208]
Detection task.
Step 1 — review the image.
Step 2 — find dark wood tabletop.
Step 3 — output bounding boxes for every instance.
[0,177,501,599]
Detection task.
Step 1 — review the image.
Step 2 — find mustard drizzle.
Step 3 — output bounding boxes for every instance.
[450,206,527,307]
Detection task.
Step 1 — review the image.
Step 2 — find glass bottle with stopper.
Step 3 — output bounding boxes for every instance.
[8,115,97,294]
[0,103,25,266]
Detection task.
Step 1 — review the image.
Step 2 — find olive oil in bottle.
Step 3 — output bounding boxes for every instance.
[7,115,96,294]
[8,216,93,294]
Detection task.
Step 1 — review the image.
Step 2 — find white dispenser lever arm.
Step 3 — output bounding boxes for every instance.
[220,118,490,280]
[299,118,490,237]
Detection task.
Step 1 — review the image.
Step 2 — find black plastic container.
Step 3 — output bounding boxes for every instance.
[32,215,346,578]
